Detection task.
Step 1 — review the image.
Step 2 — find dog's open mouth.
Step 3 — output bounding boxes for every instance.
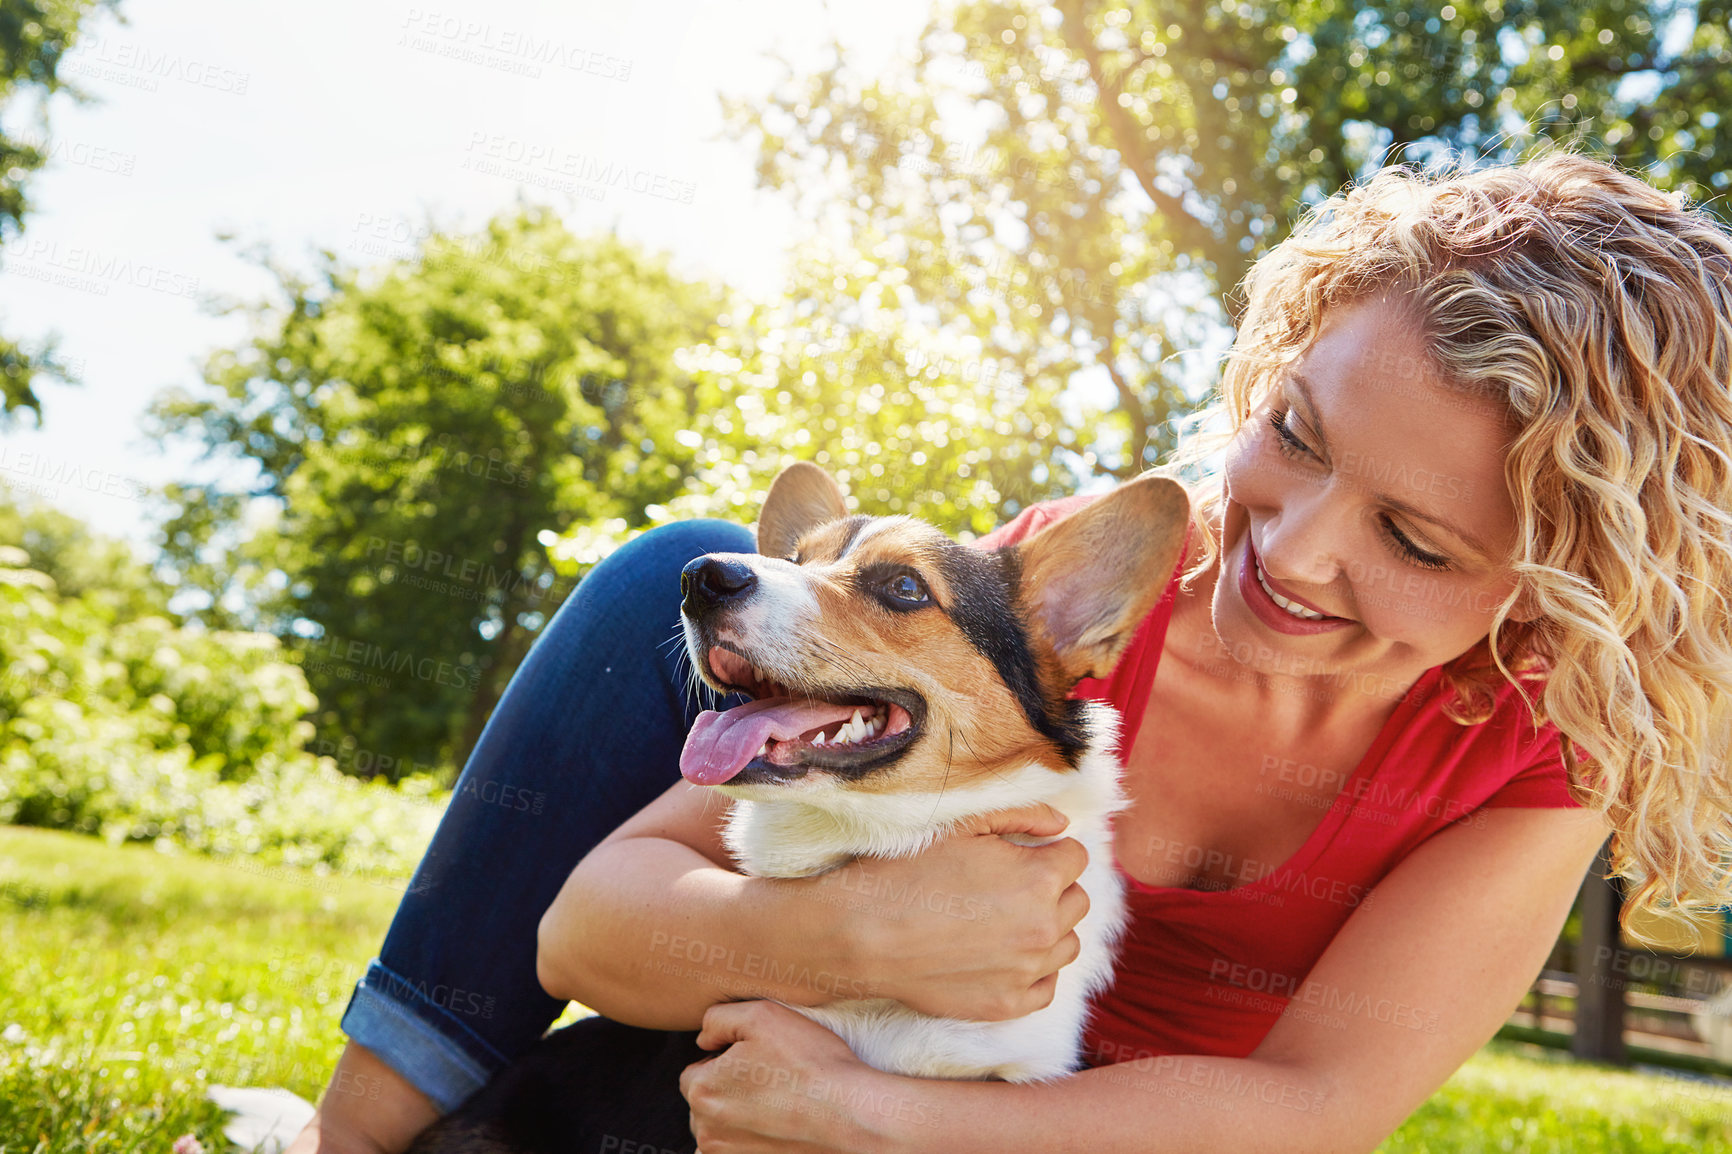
[680,646,923,786]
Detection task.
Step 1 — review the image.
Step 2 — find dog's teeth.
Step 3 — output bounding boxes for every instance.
[756,742,768,757]
[812,731,827,745]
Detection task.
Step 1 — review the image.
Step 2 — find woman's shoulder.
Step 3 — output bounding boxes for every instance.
[1400,662,1580,809]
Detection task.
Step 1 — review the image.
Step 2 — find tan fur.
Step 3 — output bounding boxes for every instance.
[683,464,1191,1081]
[756,461,848,559]
[740,514,1069,795]
[1016,476,1191,686]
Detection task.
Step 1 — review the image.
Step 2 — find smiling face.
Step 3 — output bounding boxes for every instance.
[1215,295,1526,691]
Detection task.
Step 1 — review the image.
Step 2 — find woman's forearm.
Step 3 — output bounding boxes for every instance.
[867,1055,1364,1154]
[536,836,863,1030]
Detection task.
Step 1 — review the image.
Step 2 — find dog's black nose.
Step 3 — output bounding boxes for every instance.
[681,556,758,617]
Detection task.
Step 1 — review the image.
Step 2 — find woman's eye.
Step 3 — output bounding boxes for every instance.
[1383,519,1452,571]
[886,573,930,603]
[1267,408,1313,457]
[1265,404,1452,572]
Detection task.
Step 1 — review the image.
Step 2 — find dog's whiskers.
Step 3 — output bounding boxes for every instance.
[666,622,722,711]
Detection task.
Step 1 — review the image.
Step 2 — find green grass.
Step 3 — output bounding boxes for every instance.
[0,825,401,1151]
[1,824,1728,1151]
[1384,1042,1732,1152]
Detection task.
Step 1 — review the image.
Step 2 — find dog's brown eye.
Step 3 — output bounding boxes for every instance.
[885,572,930,604]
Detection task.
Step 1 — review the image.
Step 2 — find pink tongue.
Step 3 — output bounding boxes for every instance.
[680,696,860,785]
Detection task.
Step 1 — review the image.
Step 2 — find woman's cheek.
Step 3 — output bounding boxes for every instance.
[1345,564,1499,643]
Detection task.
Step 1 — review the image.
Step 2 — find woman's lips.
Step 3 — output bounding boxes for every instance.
[1236,538,1354,636]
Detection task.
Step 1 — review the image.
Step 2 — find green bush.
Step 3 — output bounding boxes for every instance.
[0,536,444,881]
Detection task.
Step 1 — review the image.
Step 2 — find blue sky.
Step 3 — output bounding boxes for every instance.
[0,0,933,545]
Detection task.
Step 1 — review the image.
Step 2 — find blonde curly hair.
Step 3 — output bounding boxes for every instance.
[1172,153,1732,930]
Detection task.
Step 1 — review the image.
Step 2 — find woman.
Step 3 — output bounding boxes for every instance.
[290,154,1732,1153]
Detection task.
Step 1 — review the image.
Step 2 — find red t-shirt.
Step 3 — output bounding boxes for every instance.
[978,495,1579,1065]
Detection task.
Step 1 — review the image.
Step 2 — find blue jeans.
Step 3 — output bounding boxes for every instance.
[340,518,755,1112]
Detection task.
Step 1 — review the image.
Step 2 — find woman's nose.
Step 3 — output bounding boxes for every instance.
[1258,488,1350,589]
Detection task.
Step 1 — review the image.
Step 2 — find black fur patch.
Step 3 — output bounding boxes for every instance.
[935,543,1090,766]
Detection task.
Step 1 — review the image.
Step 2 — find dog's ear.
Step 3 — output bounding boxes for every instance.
[757,462,848,558]
[1014,476,1190,685]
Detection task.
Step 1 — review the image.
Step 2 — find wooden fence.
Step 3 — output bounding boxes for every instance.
[1515,840,1732,1070]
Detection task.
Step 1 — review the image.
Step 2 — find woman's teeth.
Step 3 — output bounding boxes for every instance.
[1255,560,1329,620]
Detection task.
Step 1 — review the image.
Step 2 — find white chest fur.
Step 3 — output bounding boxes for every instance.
[717,701,1129,1082]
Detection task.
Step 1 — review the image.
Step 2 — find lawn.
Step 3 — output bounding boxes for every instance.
[1,824,1728,1152]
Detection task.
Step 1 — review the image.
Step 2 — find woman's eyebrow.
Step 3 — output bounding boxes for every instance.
[1286,371,1495,559]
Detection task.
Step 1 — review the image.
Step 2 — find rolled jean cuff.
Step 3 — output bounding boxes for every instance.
[339,959,508,1113]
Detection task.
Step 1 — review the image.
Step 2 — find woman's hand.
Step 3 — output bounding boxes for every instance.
[801,803,1091,1022]
[680,1001,925,1154]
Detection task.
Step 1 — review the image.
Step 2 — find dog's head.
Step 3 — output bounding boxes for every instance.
[678,462,1189,800]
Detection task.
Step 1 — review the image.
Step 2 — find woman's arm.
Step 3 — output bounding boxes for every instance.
[682,804,1610,1153]
[536,779,1093,1031]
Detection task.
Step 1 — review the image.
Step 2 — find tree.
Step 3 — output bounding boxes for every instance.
[151,209,724,775]
[723,0,1731,478]
[538,241,1088,598]
[0,0,120,421]
[0,488,167,621]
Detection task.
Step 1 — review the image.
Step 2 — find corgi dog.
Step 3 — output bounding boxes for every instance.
[406,464,1190,1154]
[676,462,1189,1081]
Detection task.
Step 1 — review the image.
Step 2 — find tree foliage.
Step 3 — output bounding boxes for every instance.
[145,0,1732,783]
[151,209,725,773]
[0,494,441,878]
[0,0,118,421]
[723,0,1732,476]
[155,209,1087,776]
